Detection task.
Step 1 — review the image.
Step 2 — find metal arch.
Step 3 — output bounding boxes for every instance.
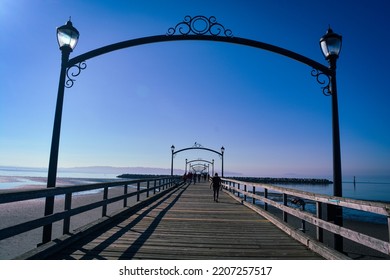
[186,159,214,165]
[189,163,208,169]
[190,163,208,167]
[65,15,332,90]
[189,164,208,172]
[173,146,222,157]
[68,34,331,75]
[45,15,341,246]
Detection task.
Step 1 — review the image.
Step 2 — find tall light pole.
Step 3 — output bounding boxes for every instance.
[185,158,188,173]
[171,145,175,176]
[320,27,343,252]
[221,146,225,177]
[42,19,79,244]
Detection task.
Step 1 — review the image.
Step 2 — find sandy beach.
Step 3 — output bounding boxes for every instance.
[0,176,141,259]
[0,177,389,260]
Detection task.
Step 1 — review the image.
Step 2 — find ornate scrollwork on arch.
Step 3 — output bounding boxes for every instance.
[193,142,203,148]
[65,61,87,88]
[167,15,233,37]
[311,69,331,96]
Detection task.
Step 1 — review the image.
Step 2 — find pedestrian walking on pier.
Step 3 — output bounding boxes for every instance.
[210,173,222,202]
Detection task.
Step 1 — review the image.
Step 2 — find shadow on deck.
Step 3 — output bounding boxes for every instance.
[20,181,323,260]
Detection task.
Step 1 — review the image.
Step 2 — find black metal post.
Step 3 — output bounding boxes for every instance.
[329,57,343,252]
[42,46,71,244]
[171,145,174,176]
[221,151,224,177]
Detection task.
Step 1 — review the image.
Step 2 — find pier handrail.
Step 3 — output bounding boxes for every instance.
[222,178,390,257]
[0,177,182,244]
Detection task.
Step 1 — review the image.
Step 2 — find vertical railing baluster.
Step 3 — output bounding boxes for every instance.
[252,186,256,204]
[63,193,72,234]
[264,188,268,211]
[316,201,323,242]
[137,182,140,202]
[123,184,128,208]
[301,203,306,233]
[244,185,247,202]
[102,187,108,217]
[147,181,150,198]
[283,193,288,222]
[387,216,390,245]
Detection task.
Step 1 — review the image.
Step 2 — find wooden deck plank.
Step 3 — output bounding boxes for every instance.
[47,182,323,260]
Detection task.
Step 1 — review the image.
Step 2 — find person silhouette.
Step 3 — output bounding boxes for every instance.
[210,173,222,202]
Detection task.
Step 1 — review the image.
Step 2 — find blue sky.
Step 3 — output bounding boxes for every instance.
[0,0,389,178]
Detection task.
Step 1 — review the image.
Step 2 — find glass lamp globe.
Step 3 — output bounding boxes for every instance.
[320,27,342,59]
[57,19,79,51]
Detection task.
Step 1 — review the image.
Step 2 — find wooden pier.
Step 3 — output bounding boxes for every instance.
[19,182,322,260]
[2,176,389,260]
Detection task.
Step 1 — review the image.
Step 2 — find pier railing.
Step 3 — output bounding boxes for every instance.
[0,177,182,246]
[222,178,390,258]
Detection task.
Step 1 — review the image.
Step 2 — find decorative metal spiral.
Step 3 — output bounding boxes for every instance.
[193,142,203,148]
[311,69,331,96]
[167,15,233,37]
[65,61,87,88]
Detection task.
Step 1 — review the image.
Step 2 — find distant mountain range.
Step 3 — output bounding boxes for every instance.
[0,165,243,177]
[0,165,179,175]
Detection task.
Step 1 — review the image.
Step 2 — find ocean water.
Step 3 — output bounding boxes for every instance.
[270,177,390,224]
[0,169,122,190]
[275,180,390,202]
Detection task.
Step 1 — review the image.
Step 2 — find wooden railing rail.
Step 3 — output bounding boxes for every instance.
[222,178,390,257]
[0,177,181,244]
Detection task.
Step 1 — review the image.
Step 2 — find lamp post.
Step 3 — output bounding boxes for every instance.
[320,27,343,252]
[221,146,225,177]
[42,19,79,244]
[185,159,188,173]
[171,145,175,176]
